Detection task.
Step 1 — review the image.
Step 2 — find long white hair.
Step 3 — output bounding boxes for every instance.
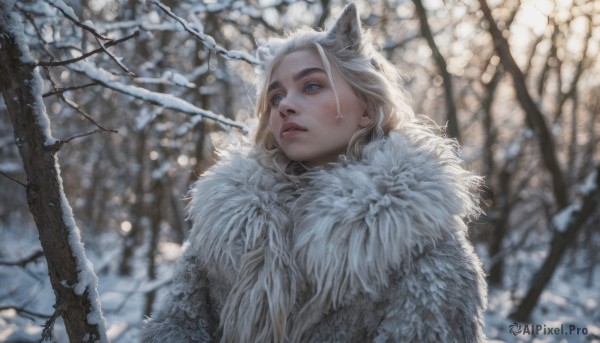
[252,3,414,178]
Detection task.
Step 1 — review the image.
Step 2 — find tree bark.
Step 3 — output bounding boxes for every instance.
[412,0,460,142]
[144,172,164,317]
[478,0,568,207]
[511,165,600,321]
[0,10,108,342]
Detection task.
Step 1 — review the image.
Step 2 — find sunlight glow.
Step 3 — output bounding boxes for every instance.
[177,155,189,167]
[120,221,132,233]
[159,242,182,262]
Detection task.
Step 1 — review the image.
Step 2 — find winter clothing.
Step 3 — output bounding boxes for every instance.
[142,125,487,342]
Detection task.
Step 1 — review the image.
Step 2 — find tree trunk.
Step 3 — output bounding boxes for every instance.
[144,173,164,317]
[478,0,567,207]
[0,10,108,342]
[510,165,599,321]
[412,0,461,143]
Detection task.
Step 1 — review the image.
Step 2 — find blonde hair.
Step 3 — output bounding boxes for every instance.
[253,9,414,178]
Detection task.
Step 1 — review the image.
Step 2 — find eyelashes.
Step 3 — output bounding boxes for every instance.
[270,93,284,106]
[304,82,321,93]
[269,82,323,107]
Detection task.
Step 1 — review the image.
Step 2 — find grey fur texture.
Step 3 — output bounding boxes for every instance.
[141,126,488,342]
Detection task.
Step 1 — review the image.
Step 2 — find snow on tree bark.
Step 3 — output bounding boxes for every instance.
[0,8,108,343]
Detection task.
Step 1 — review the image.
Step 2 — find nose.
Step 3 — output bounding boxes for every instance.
[277,95,297,117]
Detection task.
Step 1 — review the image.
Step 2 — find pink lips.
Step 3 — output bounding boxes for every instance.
[280,122,307,138]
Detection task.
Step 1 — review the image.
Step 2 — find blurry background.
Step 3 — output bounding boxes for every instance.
[1,0,599,341]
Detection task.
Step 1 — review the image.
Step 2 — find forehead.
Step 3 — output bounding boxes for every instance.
[271,49,324,80]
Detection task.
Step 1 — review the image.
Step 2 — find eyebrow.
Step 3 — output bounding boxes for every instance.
[267,67,326,93]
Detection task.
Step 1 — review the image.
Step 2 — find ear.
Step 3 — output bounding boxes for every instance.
[326,3,362,49]
[358,110,372,128]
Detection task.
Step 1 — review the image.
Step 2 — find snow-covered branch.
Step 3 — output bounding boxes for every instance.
[45,0,109,41]
[551,167,599,233]
[149,0,259,66]
[38,31,139,67]
[71,62,249,133]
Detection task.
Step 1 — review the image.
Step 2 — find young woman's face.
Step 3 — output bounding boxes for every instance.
[267,49,369,166]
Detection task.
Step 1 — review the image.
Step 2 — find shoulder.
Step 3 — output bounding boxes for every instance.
[185,146,294,271]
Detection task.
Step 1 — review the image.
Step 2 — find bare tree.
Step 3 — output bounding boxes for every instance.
[0,6,108,342]
[477,0,600,321]
[2,0,599,339]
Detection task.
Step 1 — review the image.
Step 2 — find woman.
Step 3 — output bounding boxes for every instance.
[142,3,487,342]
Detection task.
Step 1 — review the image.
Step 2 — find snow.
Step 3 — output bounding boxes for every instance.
[0,225,177,342]
[552,168,598,232]
[4,11,36,65]
[0,162,22,173]
[12,1,54,16]
[46,0,77,19]
[580,168,598,195]
[148,0,259,65]
[28,72,59,146]
[2,219,599,342]
[171,72,194,87]
[551,204,579,233]
[135,71,197,88]
[55,162,109,342]
[2,10,57,146]
[70,61,248,133]
[226,50,259,63]
[83,20,96,30]
[0,0,17,13]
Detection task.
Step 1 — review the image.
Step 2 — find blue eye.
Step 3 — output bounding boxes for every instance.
[305,83,321,93]
[270,94,284,106]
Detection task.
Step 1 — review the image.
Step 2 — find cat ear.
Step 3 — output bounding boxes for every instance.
[326,3,362,49]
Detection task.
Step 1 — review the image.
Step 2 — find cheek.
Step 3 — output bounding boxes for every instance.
[268,111,279,136]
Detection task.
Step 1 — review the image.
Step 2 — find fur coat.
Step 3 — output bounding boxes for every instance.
[142,126,488,343]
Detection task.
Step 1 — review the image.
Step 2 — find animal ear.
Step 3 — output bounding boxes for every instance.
[326,3,362,49]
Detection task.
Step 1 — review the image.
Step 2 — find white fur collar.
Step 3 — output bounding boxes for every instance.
[186,126,481,342]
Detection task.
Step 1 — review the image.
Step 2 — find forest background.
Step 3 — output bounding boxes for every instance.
[0,0,599,342]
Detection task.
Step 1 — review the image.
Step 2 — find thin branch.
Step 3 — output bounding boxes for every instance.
[43,81,99,98]
[70,62,249,133]
[61,97,119,134]
[43,66,119,135]
[18,8,55,61]
[411,0,460,142]
[46,0,110,41]
[554,13,593,122]
[38,31,139,67]
[149,0,259,66]
[478,0,568,207]
[0,250,45,266]
[40,303,66,342]
[0,169,27,188]
[511,164,600,321]
[61,129,106,143]
[94,36,135,77]
[45,129,109,152]
[0,306,52,319]
[44,67,118,151]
